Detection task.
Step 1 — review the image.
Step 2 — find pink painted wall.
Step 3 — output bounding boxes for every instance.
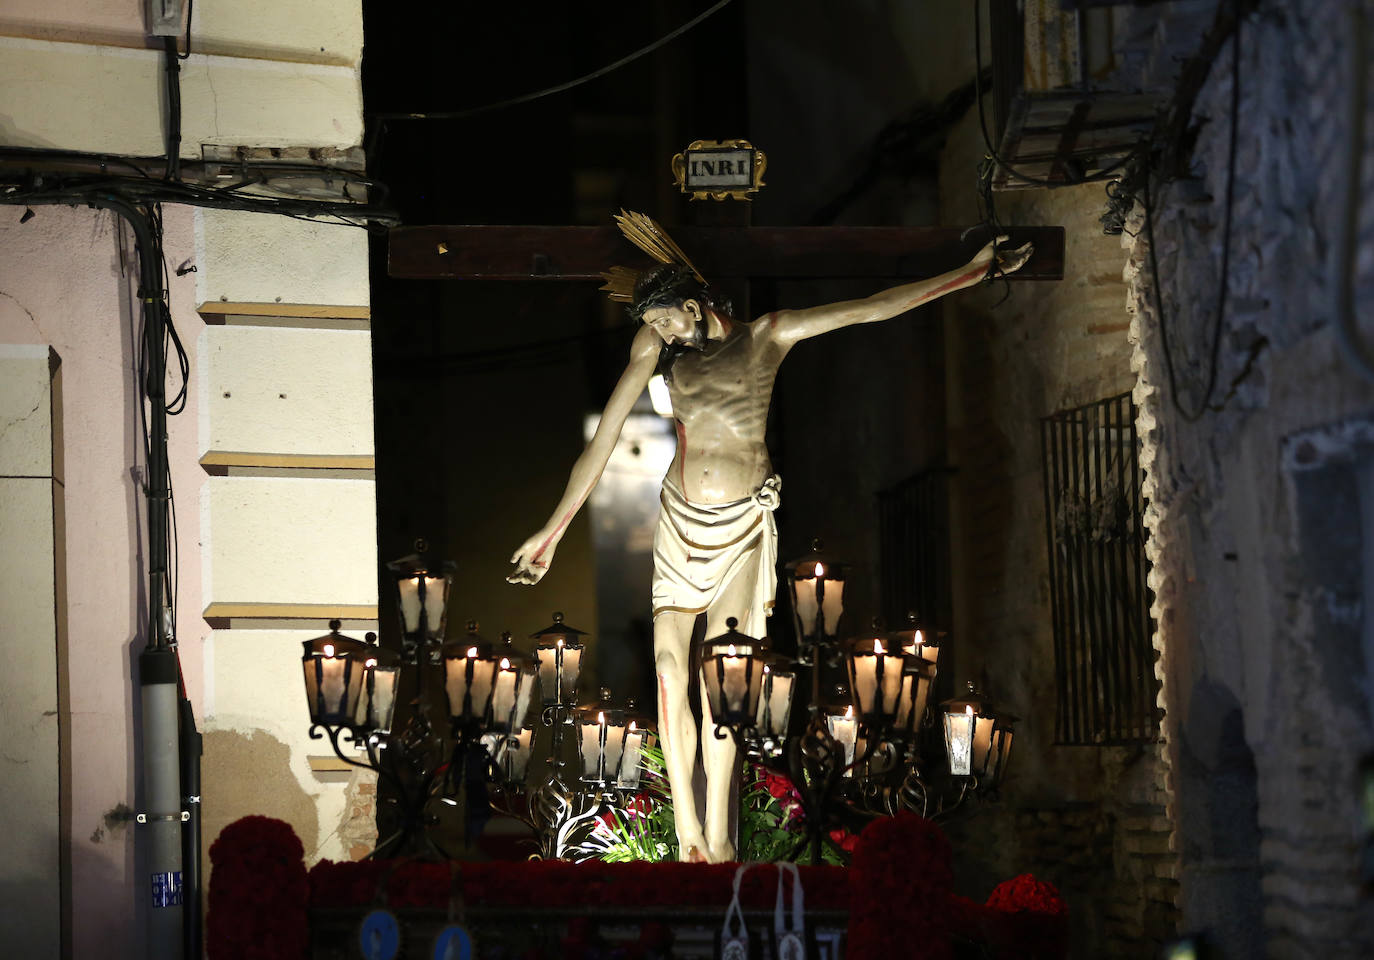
[0,203,205,957]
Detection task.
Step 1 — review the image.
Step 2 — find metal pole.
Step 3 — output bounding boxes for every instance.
[104,196,184,960]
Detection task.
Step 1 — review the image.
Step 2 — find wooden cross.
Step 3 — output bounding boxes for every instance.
[387,221,1064,289]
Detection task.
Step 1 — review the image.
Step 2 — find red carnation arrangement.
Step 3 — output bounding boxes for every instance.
[846,812,954,960]
[972,873,1069,959]
[986,873,1067,917]
[206,815,309,960]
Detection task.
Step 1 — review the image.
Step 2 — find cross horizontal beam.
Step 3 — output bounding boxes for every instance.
[388,225,1064,282]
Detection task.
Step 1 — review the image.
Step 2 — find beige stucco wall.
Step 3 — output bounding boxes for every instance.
[0,0,373,954]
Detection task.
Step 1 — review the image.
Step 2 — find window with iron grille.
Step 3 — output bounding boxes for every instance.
[1041,392,1159,745]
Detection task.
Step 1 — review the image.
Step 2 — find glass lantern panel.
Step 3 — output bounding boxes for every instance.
[755,670,794,737]
[397,576,422,634]
[944,710,975,776]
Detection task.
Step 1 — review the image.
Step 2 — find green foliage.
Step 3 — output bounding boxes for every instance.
[585,750,847,864]
[586,744,678,863]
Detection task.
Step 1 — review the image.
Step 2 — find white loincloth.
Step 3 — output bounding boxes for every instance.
[651,473,781,638]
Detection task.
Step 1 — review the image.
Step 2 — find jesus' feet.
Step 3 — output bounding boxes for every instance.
[678,827,709,863]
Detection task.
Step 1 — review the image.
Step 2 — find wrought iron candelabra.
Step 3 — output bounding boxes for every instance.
[705,540,1017,864]
[300,543,647,859]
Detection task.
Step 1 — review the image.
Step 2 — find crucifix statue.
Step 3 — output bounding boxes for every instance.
[501,211,1032,863]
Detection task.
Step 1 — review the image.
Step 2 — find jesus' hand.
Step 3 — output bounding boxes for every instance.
[969,235,1033,280]
[507,531,556,585]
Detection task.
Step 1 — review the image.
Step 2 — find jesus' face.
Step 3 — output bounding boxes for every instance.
[641,300,702,347]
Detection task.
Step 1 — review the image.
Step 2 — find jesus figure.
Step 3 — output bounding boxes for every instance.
[509,212,1030,863]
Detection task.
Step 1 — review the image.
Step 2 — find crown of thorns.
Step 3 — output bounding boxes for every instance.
[599,210,708,320]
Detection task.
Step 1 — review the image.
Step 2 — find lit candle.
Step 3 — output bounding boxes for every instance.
[319,643,346,716]
[397,577,422,633]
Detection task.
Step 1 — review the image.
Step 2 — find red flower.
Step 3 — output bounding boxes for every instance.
[827,828,859,853]
[207,816,308,960]
[986,873,1067,917]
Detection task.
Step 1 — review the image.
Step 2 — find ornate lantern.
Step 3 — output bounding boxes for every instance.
[440,621,501,728]
[700,618,767,729]
[354,633,403,734]
[301,620,369,726]
[784,539,848,645]
[844,619,907,728]
[941,683,1013,781]
[530,612,587,708]
[575,689,629,785]
[386,545,454,647]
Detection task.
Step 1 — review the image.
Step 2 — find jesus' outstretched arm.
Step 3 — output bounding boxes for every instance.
[765,235,1031,347]
[507,325,660,584]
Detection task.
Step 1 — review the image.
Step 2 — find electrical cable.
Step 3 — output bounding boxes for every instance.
[1140,0,1244,423]
[971,0,1138,189]
[178,0,194,60]
[372,0,735,122]
[1333,0,1374,381]
[163,37,182,181]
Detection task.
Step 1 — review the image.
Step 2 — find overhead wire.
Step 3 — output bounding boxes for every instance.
[1140,0,1244,422]
[372,0,736,123]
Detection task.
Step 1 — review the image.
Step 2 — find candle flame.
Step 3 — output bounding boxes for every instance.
[556,637,563,648]
[874,638,885,655]
[844,705,853,719]
[323,643,335,657]
[467,646,477,658]
[597,711,605,724]
[629,721,637,732]
[365,658,377,669]
[727,644,738,657]
[763,664,770,674]
[915,629,924,645]
[500,657,510,670]
[966,705,974,716]
[814,562,825,577]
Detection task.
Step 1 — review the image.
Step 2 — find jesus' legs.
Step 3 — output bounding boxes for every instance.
[700,562,764,863]
[653,610,707,861]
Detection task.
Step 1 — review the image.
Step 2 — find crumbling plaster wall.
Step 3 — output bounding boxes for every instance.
[1121,0,1374,955]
